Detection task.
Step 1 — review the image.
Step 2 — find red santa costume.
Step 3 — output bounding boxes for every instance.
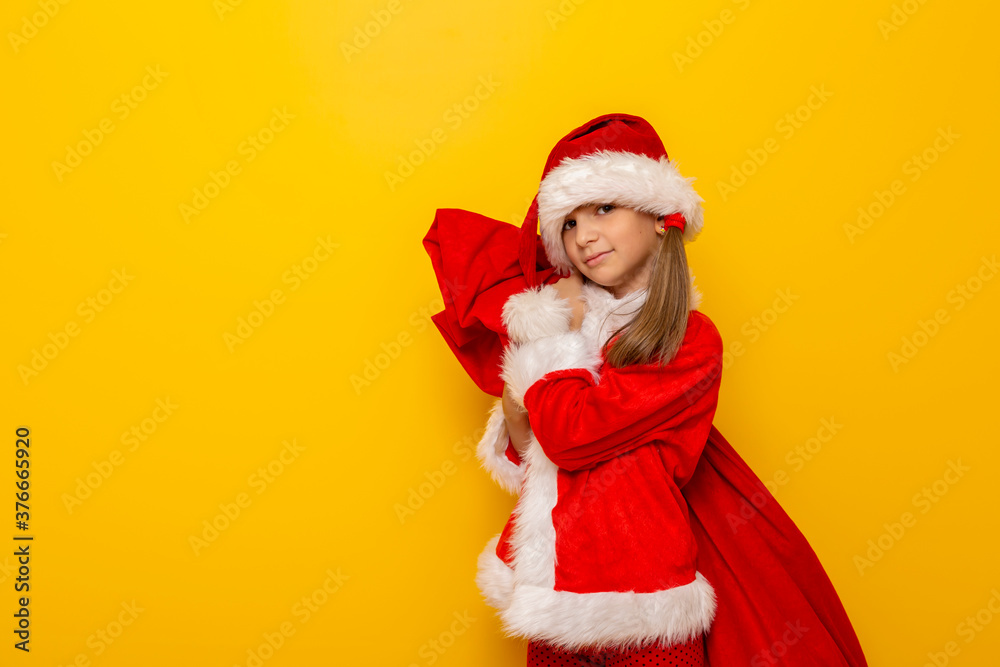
[423,113,869,666]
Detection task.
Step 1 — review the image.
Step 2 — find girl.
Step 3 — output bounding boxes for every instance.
[423,113,868,667]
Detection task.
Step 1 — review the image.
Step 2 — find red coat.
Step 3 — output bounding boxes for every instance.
[475,280,721,653]
[425,208,869,665]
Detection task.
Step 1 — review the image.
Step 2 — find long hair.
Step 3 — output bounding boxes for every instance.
[601,221,691,369]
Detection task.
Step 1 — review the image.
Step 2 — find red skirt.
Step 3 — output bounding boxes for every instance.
[527,635,705,667]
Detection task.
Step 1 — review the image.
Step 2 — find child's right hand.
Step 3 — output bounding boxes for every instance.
[552,268,586,331]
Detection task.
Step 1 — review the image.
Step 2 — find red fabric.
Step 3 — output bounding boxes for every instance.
[688,426,869,667]
[522,311,722,475]
[663,212,687,233]
[496,510,517,565]
[519,312,721,594]
[503,434,521,466]
[518,113,673,286]
[423,208,561,396]
[423,209,868,666]
[527,634,705,667]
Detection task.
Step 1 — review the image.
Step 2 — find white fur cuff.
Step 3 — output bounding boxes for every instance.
[476,398,526,494]
[502,284,573,345]
[501,330,602,411]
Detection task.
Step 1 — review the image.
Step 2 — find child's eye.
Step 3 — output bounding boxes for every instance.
[562,219,576,231]
[597,204,615,214]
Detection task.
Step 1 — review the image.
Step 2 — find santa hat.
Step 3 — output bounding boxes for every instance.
[518,113,705,287]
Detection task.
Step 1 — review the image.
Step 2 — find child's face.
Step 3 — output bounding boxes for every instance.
[561,203,660,298]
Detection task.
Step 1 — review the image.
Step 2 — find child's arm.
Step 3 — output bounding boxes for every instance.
[501,268,585,459]
[549,267,586,331]
[477,276,593,489]
[475,397,526,494]
[502,383,533,459]
[504,312,723,474]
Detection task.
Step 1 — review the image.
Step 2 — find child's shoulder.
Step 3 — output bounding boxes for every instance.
[687,307,718,332]
[686,308,723,350]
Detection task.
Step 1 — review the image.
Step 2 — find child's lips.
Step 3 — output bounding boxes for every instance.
[586,250,611,266]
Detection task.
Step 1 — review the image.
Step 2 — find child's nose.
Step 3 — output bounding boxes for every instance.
[574,217,599,243]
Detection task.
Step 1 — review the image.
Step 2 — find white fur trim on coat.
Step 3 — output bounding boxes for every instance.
[475,398,525,494]
[476,534,515,610]
[476,416,717,652]
[477,542,717,653]
[537,151,705,275]
[688,267,703,311]
[576,271,702,324]
[502,284,573,344]
[500,330,602,411]
[476,280,716,652]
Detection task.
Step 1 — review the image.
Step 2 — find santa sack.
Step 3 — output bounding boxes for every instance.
[688,425,868,666]
[423,207,868,666]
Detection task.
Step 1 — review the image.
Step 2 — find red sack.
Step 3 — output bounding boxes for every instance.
[689,426,868,666]
[423,207,562,397]
[423,209,868,666]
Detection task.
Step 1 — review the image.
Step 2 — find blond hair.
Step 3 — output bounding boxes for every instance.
[600,223,691,369]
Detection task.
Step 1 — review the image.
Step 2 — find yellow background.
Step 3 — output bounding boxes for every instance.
[2,0,998,665]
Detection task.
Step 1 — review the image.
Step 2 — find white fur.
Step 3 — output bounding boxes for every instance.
[508,436,560,589]
[502,284,573,344]
[500,331,603,411]
[576,277,702,350]
[478,545,717,653]
[579,281,647,351]
[476,534,515,610]
[475,398,526,495]
[537,151,705,275]
[474,281,716,651]
[688,267,703,311]
[476,428,717,652]
[482,282,701,492]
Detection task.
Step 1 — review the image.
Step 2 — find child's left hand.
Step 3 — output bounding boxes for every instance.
[552,267,587,331]
[502,382,533,458]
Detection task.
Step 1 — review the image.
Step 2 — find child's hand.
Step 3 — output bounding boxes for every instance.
[552,268,586,331]
[502,383,532,458]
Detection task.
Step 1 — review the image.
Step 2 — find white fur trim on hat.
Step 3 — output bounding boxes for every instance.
[537,151,705,275]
